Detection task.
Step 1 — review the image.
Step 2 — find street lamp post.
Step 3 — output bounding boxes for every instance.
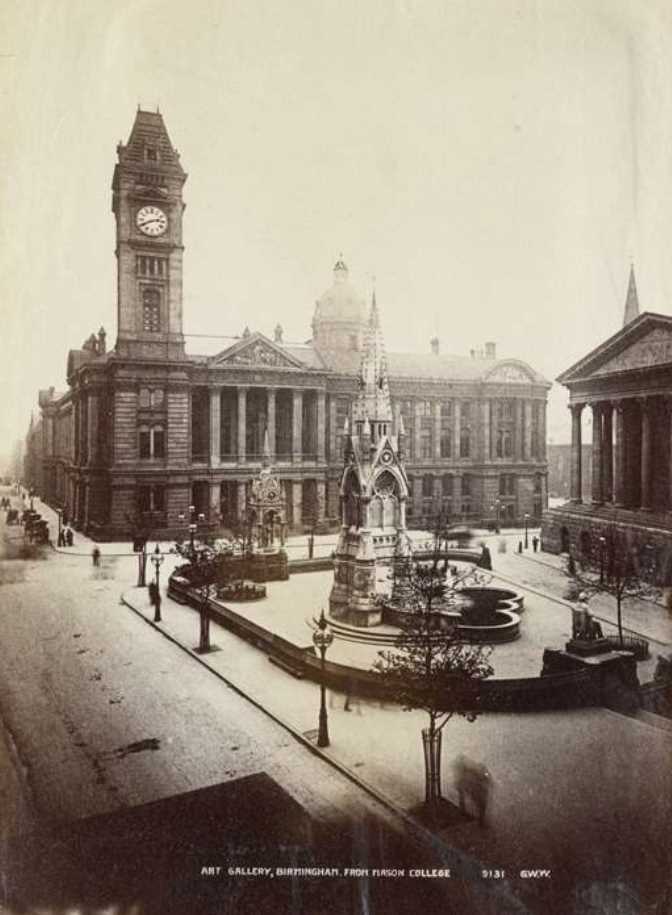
[524,513,530,550]
[150,544,164,622]
[312,608,334,748]
[599,536,606,585]
[491,499,502,534]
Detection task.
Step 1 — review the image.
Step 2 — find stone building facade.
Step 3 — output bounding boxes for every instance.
[26,110,550,540]
[542,269,672,572]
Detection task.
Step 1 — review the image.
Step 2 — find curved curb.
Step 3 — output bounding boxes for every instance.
[119,589,527,912]
[491,569,668,648]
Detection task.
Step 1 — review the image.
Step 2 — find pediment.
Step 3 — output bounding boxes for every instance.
[484,361,536,383]
[210,332,305,369]
[559,314,672,383]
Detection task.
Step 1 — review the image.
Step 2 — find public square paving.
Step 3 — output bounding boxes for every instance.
[4,494,672,911]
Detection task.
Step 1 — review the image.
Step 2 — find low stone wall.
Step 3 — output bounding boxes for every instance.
[172,583,602,712]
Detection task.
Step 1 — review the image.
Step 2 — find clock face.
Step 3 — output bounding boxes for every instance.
[136,206,168,236]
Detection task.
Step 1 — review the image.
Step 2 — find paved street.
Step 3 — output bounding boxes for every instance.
[1,498,671,913]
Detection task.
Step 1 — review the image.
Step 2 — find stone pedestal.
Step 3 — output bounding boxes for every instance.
[564,638,612,657]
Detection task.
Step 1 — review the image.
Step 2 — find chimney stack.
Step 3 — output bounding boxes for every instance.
[485,341,496,359]
[274,323,283,343]
[430,336,439,355]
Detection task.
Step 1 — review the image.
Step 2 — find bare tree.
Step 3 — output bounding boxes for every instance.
[373,518,493,811]
[565,524,658,648]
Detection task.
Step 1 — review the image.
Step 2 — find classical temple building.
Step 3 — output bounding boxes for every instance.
[26,109,550,540]
[542,266,672,568]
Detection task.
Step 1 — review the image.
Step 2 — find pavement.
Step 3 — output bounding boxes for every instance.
[2,493,672,913]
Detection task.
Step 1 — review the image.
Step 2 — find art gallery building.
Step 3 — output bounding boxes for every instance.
[26,110,550,540]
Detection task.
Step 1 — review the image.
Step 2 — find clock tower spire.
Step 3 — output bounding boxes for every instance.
[112,109,187,358]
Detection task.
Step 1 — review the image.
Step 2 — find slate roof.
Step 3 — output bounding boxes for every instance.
[117,109,185,176]
[187,334,548,384]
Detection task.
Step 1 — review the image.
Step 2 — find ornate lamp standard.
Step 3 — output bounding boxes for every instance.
[524,512,530,550]
[491,499,502,534]
[178,505,206,559]
[312,608,334,748]
[150,544,164,622]
[599,535,606,585]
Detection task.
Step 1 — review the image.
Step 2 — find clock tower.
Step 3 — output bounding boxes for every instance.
[112,109,187,358]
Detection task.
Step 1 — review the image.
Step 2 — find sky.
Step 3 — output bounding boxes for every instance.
[2,0,672,460]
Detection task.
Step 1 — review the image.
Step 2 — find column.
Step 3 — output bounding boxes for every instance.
[453,400,461,460]
[292,390,303,463]
[524,400,533,462]
[569,403,584,502]
[433,402,442,460]
[539,400,547,460]
[482,400,491,461]
[237,388,247,463]
[516,399,525,460]
[87,392,99,465]
[316,479,326,520]
[329,397,337,460]
[266,388,276,462]
[641,397,652,510]
[602,403,613,502]
[453,474,462,515]
[414,401,422,460]
[237,480,246,519]
[209,388,221,466]
[667,399,672,512]
[614,400,625,507]
[292,480,302,525]
[209,481,221,523]
[591,403,603,504]
[317,391,326,462]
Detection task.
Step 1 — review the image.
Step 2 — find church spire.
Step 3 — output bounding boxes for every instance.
[623,263,640,327]
[352,288,392,437]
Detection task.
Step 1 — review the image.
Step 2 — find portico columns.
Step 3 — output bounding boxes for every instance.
[613,401,626,507]
[591,403,603,504]
[569,403,584,502]
[434,402,442,460]
[266,388,276,462]
[640,397,653,510]
[602,403,613,502]
[317,391,326,462]
[237,388,247,462]
[210,481,221,523]
[209,388,221,466]
[237,481,247,520]
[292,391,303,463]
[667,398,672,513]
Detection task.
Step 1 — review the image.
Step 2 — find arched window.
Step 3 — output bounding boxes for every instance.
[142,287,161,332]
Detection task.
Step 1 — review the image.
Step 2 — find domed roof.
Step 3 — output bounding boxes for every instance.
[315,258,367,324]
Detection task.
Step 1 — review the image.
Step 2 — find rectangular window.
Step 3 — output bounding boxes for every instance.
[422,476,434,497]
[139,429,151,459]
[421,435,432,459]
[440,431,452,458]
[460,431,470,458]
[462,475,472,496]
[153,428,165,459]
[138,486,151,513]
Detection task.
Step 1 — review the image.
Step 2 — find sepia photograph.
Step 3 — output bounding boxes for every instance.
[1,1,671,913]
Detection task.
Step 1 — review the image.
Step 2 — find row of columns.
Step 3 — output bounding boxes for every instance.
[208,387,326,465]
[404,398,546,463]
[570,397,672,511]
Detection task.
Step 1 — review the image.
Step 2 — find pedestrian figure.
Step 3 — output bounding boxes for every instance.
[148,581,158,606]
[453,754,493,827]
[66,528,74,547]
[517,540,523,554]
[532,535,539,553]
[63,512,69,527]
[58,530,65,547]
[154,591,162,623]
[92,546,101,567]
